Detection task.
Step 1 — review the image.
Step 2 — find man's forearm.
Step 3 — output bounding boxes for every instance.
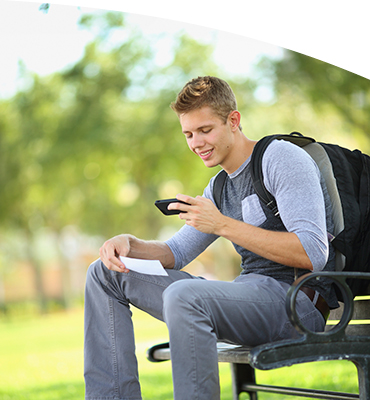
[127,235,176,269]
[216,216,313,270]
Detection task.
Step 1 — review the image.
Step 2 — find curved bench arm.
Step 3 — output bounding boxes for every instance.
[146,342,170,363]
[286,271,370,338]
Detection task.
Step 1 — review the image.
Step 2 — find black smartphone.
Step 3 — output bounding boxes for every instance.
[155,198,189,215]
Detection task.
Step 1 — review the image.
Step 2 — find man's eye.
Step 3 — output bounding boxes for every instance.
[202,129,211,134]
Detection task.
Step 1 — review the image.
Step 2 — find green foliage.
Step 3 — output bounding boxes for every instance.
[0,10,227,241]
[257,51,370,149]
[1,10,243,311]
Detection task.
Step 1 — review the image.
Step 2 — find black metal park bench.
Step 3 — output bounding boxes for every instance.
[146,271,370,399]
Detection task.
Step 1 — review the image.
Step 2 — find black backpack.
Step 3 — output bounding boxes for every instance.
[213,132,370,298]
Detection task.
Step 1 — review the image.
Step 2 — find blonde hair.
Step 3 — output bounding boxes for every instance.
[170,76,239,125]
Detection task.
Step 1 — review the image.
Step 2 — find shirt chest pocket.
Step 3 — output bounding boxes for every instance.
[241,194,267,226]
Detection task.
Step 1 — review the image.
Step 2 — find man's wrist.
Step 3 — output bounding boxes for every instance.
[215,215,235,238]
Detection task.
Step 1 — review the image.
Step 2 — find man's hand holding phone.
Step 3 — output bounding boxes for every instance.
[155,194,224,235]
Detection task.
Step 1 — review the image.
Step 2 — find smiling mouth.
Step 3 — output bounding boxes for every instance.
[199,149,213,159]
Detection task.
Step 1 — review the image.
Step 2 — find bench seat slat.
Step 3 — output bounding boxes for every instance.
[149,343,252,364]
[150,336,370,369]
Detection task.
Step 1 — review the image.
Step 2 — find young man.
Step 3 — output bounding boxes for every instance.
[84,76,338,400]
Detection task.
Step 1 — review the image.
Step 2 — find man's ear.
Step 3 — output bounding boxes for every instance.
[229,110,241,131]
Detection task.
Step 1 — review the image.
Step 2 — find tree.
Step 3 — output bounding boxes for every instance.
[257,51,370,150]
[2,10,254,310]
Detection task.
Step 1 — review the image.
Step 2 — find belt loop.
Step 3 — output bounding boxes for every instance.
[313,291,319,306]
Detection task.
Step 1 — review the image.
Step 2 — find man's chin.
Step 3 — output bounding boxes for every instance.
[203,160,219,169]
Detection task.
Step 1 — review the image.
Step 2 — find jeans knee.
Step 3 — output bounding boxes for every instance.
[86,258,107,287]
[162,280,195,320]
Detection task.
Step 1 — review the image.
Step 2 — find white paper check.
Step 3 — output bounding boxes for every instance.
[119,256,168,276]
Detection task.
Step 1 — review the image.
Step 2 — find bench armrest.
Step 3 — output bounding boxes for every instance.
[146,342,170,363]
[286,271,370,338]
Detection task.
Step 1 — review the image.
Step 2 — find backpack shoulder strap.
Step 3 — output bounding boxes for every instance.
[250,132,316,216]
[213,170,227,210]
[213,132,315,213]
[250,135,280,215]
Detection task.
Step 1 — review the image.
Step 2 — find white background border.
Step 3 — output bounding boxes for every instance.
[21,0,370,80]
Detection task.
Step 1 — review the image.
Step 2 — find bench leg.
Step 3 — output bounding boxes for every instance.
[355,358,370,400]
[230,363,258,400]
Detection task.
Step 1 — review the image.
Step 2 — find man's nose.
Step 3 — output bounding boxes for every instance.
[191,133,204,148]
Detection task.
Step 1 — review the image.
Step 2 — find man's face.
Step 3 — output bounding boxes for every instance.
[179,106,236,170]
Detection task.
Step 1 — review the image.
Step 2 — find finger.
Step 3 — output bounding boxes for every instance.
[176,194,195,204]
[167,196,192,212]
[168,202,190,213]
[100,242,127,272]
[107,260,130,273]
[104,260,130,273]
[117,263,130,273]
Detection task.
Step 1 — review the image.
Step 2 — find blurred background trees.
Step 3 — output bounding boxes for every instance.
[0,8,369,314]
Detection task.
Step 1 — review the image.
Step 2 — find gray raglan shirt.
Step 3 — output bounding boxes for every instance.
[165,139,338,307]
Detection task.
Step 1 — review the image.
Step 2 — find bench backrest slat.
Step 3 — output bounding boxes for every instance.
[327,296,370,335]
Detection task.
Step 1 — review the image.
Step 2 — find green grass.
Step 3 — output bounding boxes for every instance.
[0,307,359,399]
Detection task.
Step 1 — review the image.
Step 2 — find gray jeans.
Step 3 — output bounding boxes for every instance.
[84,259,325,400]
